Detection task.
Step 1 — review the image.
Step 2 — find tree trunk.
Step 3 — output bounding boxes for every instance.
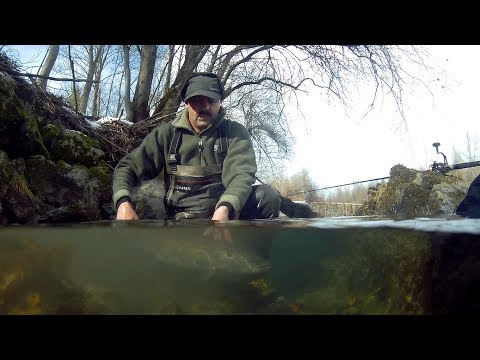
[163,45,175,93]
[79,45,104,115]
[116,72,124,118]
[132,45,157,123]
[123,45,134,123]
[92,65,101,118]
[37,45,60,91]
[92,46,109,118]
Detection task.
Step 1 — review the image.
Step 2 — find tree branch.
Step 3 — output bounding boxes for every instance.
[8,71,100,83]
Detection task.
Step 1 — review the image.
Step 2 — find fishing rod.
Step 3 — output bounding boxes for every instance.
[286,176,390,197]
[286,142,480,197]
[258,175,388,198]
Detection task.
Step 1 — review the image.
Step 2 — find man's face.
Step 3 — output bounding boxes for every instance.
[186,95,221,132]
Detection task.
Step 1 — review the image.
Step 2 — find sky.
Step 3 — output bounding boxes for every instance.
[284,45,480,189]
[3,45,480,191]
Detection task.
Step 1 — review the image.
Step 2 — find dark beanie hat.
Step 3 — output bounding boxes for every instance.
[180,72,224,102]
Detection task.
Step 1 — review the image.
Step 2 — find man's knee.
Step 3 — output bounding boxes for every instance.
[244,184,280,219]
[255,184,279,203]
[280,196,317,218]
[456,174,480,218]
[257,185,281,218]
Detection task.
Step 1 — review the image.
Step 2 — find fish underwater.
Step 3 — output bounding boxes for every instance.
[133,224,273,279]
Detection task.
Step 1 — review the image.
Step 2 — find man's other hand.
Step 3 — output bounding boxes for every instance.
[116,202,139,220]
[211,205,229,222]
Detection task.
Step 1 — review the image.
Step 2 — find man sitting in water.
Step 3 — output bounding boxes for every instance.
[112,72,316,221]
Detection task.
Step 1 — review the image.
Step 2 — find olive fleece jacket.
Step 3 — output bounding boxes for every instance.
[112,107,257,216]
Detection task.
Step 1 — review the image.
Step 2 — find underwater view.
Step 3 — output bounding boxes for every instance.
[1,216,480,315]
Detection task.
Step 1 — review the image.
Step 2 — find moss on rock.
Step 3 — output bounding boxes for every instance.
[22,107,50,159]
[0,74,49,159]
[363,164,470,217]
[40,124,63,147]
[88,165,112,188]
[50,129,105,167]
[0,150,13,219]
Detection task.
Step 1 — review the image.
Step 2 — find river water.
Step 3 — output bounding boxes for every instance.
[1,216,479,315]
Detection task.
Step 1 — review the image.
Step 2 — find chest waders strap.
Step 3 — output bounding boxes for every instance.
[168,129,182,172]
[218,120,228,162]
[166,128,182,208]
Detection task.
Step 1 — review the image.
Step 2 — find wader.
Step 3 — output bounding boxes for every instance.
[164,122,229,220]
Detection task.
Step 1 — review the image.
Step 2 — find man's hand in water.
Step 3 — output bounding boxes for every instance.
[116,202,139,220]
[211,205,229,222]
[207,206,232,242]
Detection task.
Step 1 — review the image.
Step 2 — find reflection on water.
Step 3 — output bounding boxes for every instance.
[1,216,479,314]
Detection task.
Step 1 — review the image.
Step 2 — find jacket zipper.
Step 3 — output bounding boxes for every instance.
[198,137,203,166]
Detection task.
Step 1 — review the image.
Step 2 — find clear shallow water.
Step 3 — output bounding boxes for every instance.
[295,215,480,234]
[1,216,479,314]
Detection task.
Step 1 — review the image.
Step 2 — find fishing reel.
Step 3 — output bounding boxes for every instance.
[430,142,451,174]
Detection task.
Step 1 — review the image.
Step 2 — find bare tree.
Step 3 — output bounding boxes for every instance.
[78,45,94,113]
[131,45,157,123]
[122,45,158,123]
[37,45,59,91]
[20,45,435,175]
[232,89,293,181]
[465,131,479,161]
[91,46,112,117]
[79,45,106,114]
[163,45,176,94]
[452,132,480,183]
[67,46,78,112]
[284,169,319,202]
[115,71,125,118]
[123,45,134,122]
[142,45,432,172]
